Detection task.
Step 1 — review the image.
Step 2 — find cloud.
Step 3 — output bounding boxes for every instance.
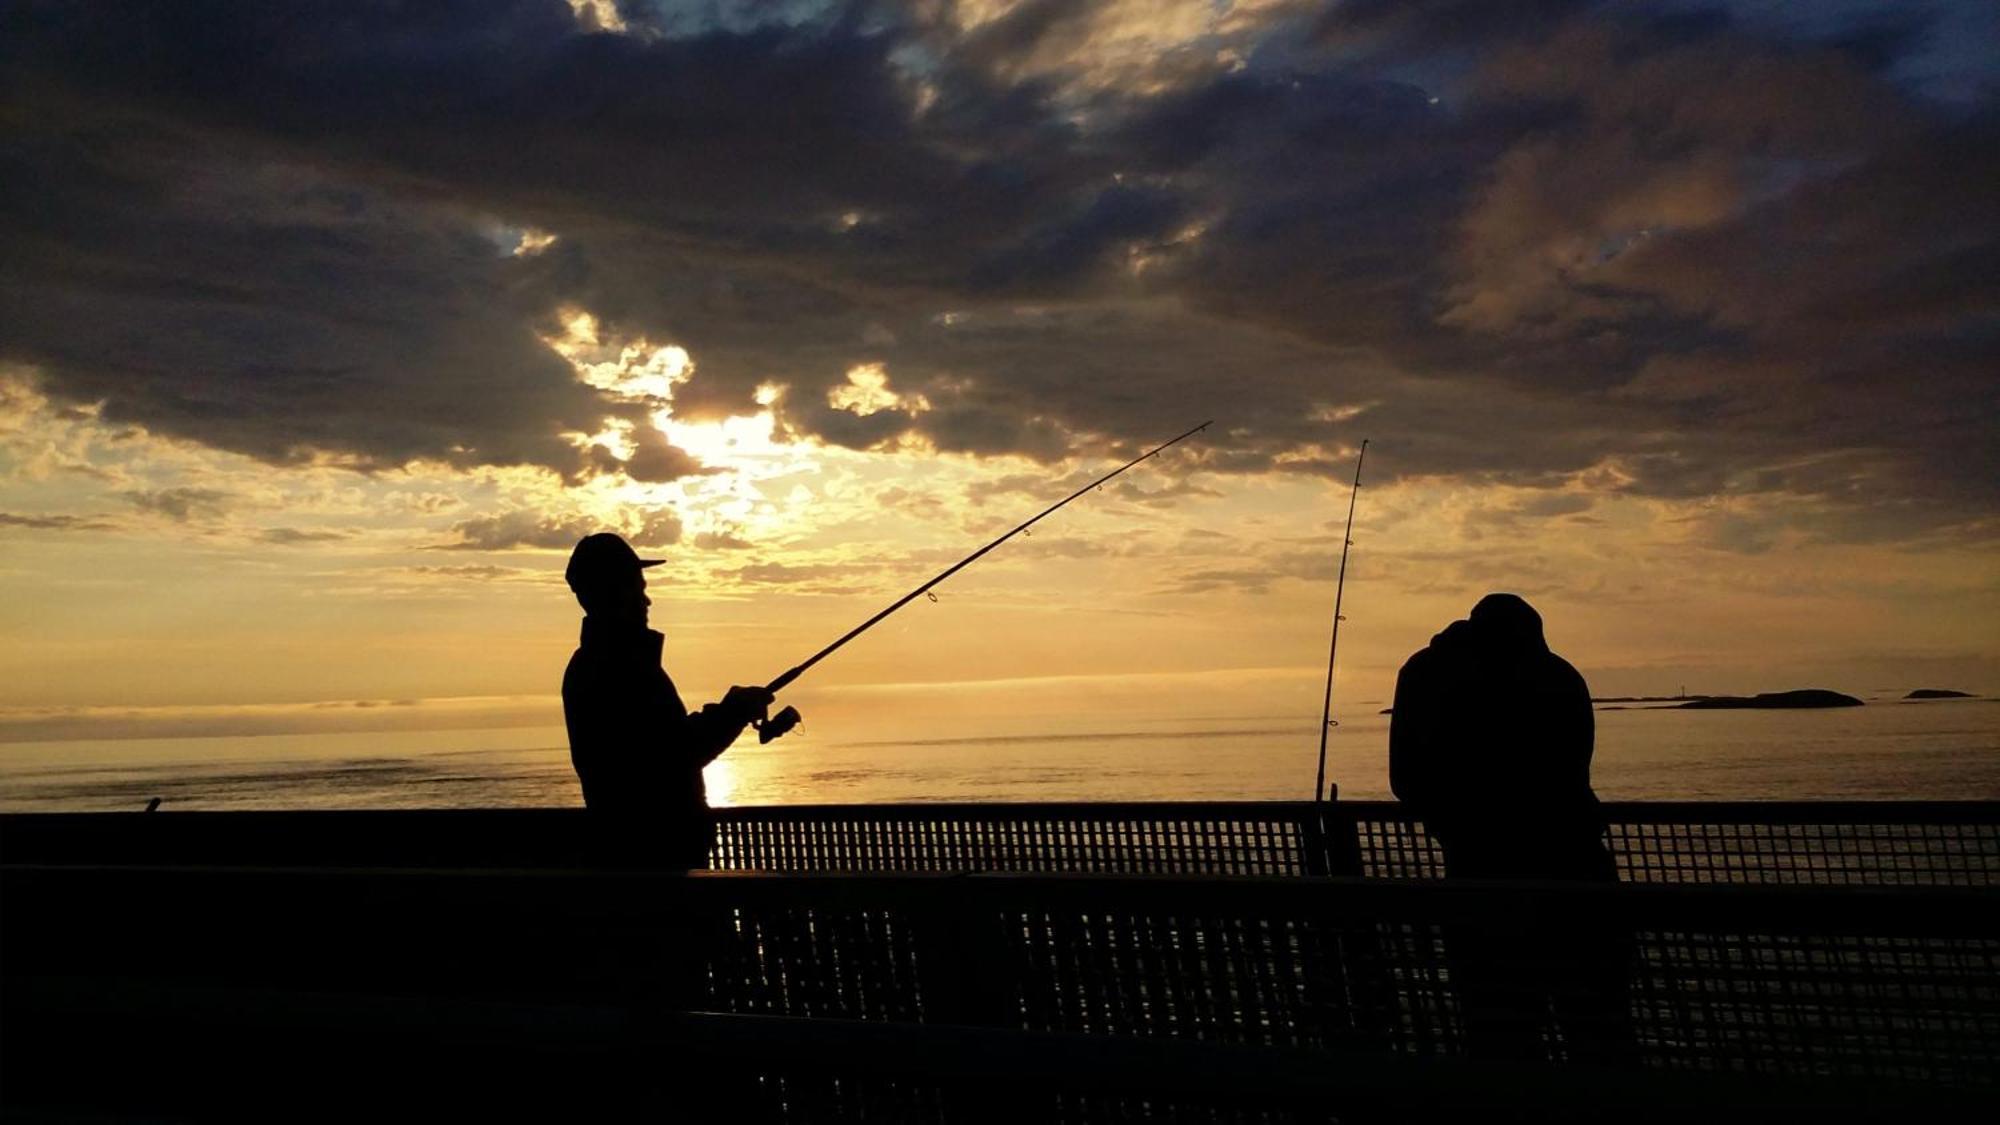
[404,564,527,580]
[965,468,1094,505]
[875,486,951,521]
[0,0,1992,543]
[259,527,352,545]
[0,511,116,532]
[693,530,754,550]
[0,132,614,476]
[1464,492,1596,530]
[438,510,601,552]
[122,487,231,522]
[631,509,685,549]
[1109,477,1224,508]
[1159,545,1335,595]
[1311,0,1592,53]
[616,426,719,483]
[721,560,875,593]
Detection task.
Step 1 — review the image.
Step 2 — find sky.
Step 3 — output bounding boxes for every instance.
[1,0,1996,747]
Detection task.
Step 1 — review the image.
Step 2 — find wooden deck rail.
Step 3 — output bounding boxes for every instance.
[5,800,1997,885]
[5,865,1995,1091]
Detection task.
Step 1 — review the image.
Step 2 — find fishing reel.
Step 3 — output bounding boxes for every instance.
[755,705,803,744]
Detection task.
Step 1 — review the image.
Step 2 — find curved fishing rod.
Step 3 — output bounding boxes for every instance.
[1313,439,1368,803]
[753,420,1213,741]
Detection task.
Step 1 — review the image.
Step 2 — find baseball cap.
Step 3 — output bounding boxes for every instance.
[564,532,664,594]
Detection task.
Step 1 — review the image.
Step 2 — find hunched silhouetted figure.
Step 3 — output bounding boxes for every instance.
[562,532,772,869]
[1389,593,1635,1065]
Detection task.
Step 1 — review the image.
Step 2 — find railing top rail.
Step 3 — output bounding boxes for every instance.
[713,799,2000,822]
[1602,799,2000,823]
[4,798,1998,827]
[1336,799,2000,824]
[711,799,1323,821]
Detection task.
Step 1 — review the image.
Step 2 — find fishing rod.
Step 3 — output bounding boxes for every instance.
[1313,439,1367,803]
[752,419,1214,742]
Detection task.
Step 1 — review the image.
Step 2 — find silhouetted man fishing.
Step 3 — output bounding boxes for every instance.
[558,423,1208,871]
[1389,593,1634,1065]
[562,532,773,869]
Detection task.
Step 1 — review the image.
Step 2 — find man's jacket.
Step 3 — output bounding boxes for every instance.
[562,617,749,862]
[1388,602,1607,879]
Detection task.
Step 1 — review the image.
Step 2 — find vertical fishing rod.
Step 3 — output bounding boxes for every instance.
[1314,439,1368,803]
[753,420,1213,741]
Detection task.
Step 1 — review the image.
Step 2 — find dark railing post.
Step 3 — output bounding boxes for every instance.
[912,876,1012,1028]
[909,875,1034,1123]
[1301,807,1331,878]
[1318,796,1366,878]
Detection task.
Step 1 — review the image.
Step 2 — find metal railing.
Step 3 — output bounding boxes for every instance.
[709,800,2000,886]
[3,800,1997,885]
[5,864,1995,1091]
[710,800,1324,876]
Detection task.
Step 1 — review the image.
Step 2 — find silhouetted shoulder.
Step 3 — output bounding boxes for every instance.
[1547,652,1590,693]
[1398,619,1477,675]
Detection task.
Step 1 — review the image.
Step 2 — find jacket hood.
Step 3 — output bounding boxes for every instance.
[1429,592,1550,655]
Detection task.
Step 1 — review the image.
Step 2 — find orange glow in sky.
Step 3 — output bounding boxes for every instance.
[2,0,1995,756]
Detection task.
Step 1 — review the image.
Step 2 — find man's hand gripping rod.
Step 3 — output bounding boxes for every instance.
[752,420,1214,743]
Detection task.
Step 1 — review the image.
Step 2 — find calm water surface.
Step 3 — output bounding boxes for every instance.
[3,698,1996,812]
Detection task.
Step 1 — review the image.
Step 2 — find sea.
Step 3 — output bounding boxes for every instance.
[2,696,1996,813]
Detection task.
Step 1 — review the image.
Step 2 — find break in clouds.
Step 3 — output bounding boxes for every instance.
[2,0,1995,542]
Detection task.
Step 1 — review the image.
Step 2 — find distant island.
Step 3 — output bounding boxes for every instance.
[1379,688,1874,716]
[1905,689,1974,699]
[1676,689,1862,710]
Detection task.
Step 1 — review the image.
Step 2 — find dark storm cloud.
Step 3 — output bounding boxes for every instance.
[2,1,1994,537]
[0,127,612,475]
[1310,0,1595,54]
[968,182,1190,292]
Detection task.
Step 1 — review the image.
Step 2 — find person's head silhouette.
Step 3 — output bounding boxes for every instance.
[1468,592,1548,653]
[565,533,663,627]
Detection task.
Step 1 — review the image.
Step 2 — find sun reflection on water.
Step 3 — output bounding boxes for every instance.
[703,751,741,808]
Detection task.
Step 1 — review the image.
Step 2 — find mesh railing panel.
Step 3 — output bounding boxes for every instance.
[691,877,2000,1088]
[1607,816,2000,887]
[1344,815,1445,880]
[712,804,1316,876]
[1635,929,2000,1084]
[710,802,2000,886]
[705,904,928,1023]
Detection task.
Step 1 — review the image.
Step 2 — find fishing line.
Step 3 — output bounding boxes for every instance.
[753,420,1214,742]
